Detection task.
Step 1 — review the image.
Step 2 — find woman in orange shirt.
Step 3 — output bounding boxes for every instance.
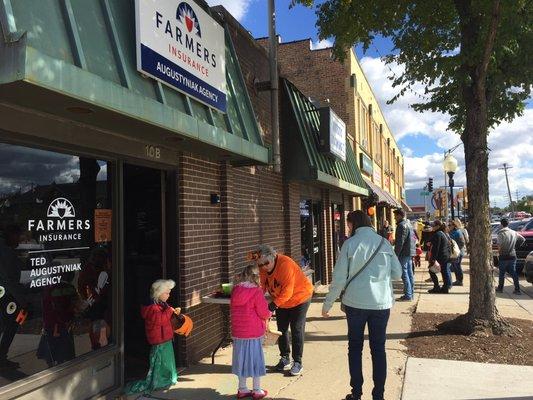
[251,244,313,377]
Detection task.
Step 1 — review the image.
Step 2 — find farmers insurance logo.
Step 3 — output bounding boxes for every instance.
[47,198,75,219]
[28,197,91,242]
[177,2,201,37]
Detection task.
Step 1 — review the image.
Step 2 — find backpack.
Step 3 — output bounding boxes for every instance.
[462,228,470,245]
[447,234,461,260]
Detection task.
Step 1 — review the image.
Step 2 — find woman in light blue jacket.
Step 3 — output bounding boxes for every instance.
[322,210,402,400]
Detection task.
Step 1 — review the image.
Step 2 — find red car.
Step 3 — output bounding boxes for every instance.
[516,219,533,274]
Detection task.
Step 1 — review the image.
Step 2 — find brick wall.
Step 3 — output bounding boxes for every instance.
[257,39,353,139]
[177,153,225,365]
[176,8,304,365]
[221,6,300,265]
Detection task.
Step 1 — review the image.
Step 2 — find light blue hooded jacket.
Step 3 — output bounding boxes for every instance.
[323,226,402,312]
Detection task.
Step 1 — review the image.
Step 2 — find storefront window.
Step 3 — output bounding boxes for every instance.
[0,142,113,387]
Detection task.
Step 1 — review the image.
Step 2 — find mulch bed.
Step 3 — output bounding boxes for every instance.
[402,313,533,366]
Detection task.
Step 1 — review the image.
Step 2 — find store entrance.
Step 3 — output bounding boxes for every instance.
[300,200,324,284]
[123,164,166,381]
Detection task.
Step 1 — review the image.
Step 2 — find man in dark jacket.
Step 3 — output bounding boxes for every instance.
[393,209,415,301]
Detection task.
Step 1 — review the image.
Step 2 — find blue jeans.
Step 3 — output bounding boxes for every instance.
[452,254,464,282]
[399,256,414,299]
[498,258,520,291]
[346,306,390,400]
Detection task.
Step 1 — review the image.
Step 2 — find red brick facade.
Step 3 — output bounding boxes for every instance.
[177,7,358,366]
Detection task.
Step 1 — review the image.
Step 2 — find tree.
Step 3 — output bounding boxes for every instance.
[294,0,532,334]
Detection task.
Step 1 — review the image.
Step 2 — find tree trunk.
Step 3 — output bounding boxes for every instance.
[442,0,512,336]
[463,92,498,326]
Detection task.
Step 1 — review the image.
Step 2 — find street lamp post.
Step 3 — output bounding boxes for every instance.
[443,154,458,220]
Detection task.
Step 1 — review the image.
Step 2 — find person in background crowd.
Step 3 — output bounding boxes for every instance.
[414,243,422,269]
[449,219,466,286]
[421,223,435,283]
[461,220,470,254]
[428,220,452,294]
[231,265,271,399]
[125,279,179,394]
[393,209,415,301]
[253,244,313,377]
[496,218,525,295]
[379,220,393,243]
[322,210,402,400]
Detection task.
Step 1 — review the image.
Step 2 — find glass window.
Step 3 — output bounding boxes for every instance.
[360,104,369,151]
[372,122,381,165]
[0,142,113,386]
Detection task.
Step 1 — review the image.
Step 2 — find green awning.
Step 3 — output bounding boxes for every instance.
[0,0,267,165]
[281,79,369,196]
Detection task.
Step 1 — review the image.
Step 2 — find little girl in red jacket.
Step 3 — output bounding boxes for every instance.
[125,279,178,395]
[231,265,272,399]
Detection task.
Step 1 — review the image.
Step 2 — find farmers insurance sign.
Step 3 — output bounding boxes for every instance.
[136,0,227,112]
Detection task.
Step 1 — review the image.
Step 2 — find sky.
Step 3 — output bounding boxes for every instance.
[207,0,533,208]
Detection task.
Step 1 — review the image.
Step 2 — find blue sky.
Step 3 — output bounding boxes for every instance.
[208,0,533,208]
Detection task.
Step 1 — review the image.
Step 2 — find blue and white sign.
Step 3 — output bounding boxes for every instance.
[136,0,227,112]
[319,107,346,162]
[329,110,346,162]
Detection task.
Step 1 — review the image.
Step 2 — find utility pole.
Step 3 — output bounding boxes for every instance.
[499,163,514,215]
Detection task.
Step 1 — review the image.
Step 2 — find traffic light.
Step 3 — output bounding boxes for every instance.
[428,178,434,192]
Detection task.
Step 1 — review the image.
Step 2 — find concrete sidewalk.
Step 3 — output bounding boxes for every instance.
[402,357,533,400]
[415,258,533,320]
[125,257,533,400]
[401,257,533,400]
[126,288,414,400]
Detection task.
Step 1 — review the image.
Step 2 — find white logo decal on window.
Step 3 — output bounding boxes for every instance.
[47,198,75,219]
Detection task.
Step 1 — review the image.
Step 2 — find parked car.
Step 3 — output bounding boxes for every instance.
[525,251,533,284]
[491,222,502,266]
[516,219,533,275]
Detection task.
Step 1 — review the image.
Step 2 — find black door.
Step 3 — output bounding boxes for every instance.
[311,202,323,284]
[123,164,165,380]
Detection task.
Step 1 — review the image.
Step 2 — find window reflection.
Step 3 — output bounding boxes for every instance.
[0,142,113,386]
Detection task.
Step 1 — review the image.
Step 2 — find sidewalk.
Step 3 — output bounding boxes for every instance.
[125,257,533,400]
[126,288,414,400]
[415,257,533,320]
[401,257,533,400]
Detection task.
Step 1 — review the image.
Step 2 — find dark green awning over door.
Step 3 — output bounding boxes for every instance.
[281,79,369,197]
[0,0,267,165]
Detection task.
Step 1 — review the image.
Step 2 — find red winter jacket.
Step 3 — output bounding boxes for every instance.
[231,283,272,339]
[141,301,174,345]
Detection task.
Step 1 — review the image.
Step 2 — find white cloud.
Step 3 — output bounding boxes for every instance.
[360,55,533,208]
[311,39,333,50]
[207,0,253,21]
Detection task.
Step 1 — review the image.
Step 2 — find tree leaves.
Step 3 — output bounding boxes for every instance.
[292,0,532,134]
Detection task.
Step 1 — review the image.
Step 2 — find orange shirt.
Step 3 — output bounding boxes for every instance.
[260,254,314,309]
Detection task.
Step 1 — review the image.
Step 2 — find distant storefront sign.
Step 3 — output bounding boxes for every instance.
[360,152,373,176]
[373,167,382,187]
[135,0,227,112]
[319,107,346,162]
